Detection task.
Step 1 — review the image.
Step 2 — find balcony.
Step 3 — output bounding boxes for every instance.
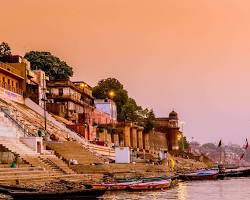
[47,93,93,107]
[0,62,24,79]
[0,81,23,95]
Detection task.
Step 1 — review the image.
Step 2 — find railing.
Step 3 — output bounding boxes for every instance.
[48,94,93,106]
[0,61,24,78]
[0,81,23,95]
[0,107,31,137]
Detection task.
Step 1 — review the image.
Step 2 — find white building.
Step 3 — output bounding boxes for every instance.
[94,99,117,122]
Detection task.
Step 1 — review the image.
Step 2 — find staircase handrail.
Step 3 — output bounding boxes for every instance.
[0,107,29,137]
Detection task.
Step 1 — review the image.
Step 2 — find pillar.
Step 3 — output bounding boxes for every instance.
[131,127,138,148]
[143,132,150,151]
[124,126,131,147]
[106,132,112,143]
[137,128,143,149]
[113,133,119,146]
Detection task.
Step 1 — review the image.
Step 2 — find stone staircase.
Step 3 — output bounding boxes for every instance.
[0,166,103,185]
[0,97,115,162]
[46,141,105,165]
[0,137,75,174]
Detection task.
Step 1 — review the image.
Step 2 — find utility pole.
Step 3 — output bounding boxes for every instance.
[41,75,47,132]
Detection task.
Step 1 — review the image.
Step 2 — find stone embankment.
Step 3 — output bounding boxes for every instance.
[71,156,209,181]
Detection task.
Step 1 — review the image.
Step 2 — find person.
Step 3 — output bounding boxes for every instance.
[10,155,18,168]
[37,128,45,137]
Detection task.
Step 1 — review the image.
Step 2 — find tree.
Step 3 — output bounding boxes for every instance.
[0,42,11,57]
[92,78,129,121]
[120,98,140,122]
[93,77,156,132]
[142,109,155,133]
[24,51,73,80]
[179,136,190,150]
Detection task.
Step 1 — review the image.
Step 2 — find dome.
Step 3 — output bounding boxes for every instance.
[169,110,178,120]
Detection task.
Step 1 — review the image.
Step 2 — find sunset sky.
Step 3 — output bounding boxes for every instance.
[2,0,250,144]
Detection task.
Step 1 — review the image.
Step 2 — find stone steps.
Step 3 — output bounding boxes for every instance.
[46,142,105,165]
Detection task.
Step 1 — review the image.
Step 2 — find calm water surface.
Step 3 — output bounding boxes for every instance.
[101,178,250,200]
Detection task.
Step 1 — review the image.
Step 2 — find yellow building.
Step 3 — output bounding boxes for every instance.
[0,55,35,103]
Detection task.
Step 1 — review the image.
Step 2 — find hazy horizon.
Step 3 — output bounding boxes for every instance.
[2,0,250,144]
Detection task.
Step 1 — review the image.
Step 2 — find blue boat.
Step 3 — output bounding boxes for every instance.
[179,168,220,181]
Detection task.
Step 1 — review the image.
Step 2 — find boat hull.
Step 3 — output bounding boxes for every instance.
[179,169,220,181]
[128,180,171,191]
[0,188,106,200]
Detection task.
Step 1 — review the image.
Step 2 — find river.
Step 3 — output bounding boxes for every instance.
[101,177,250,200]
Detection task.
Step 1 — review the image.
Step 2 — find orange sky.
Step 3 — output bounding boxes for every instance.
[2,0,250,144]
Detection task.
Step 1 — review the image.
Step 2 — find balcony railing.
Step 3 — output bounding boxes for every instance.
[0,62,24,79]
[0,81,23,95]
[47,94,93,106]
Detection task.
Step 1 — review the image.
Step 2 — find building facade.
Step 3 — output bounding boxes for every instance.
[154,110,182,151]
[46,80,94,124]
[0,55,33,103]
[94,99,117,122]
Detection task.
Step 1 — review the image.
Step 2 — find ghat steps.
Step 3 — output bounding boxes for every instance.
[46,141,104,165]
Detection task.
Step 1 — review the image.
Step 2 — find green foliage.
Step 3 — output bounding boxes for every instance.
[92,78,128,121]
[93,77,155,132]
[120,98,139,122]
[143,109,155,133]
[179,136,190,150]
[24,51,73,80]
[0,42,11,57]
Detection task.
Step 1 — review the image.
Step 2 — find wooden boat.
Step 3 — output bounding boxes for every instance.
[92,180,142,190]
[179,168,220,181]
[115,176,169,183]
[223,167,250,178]
[0,187,106,200]
[93,178,172,191]
[128,179,171,191]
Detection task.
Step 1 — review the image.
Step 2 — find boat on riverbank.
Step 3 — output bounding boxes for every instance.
[92,181,141,190]
[93,177,172,191]
[223,167,250,178]
[0,186,106,200]
[128,179,171,191]
[179,168,220,181]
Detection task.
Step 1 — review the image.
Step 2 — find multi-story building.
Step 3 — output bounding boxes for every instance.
[94,99,117,123]
[26,70,49,108]
[0,55,34,103]
[46,80,95,124]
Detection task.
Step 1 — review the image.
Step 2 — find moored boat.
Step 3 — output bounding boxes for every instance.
[128,179,171,191]
[92,181,142,191]
[179,168,220,181]
[0,187,106,200]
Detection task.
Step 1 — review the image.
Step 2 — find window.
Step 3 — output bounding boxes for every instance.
[59,88,63,96]
[11,80,14,87]
[2,77,5,82]
[7,79,10,85]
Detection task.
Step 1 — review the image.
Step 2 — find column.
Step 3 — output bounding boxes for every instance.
[113,133,119,146]
[143,132,150,151]
[124,126,131,147]
[137,128,143,149]
[131,127,138,148]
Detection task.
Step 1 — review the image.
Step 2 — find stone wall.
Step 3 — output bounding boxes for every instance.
[148,131,168,153]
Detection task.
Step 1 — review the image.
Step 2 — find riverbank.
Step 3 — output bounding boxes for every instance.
[71,155,209,181]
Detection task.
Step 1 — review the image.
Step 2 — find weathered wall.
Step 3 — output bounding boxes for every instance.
[148,131,168,152]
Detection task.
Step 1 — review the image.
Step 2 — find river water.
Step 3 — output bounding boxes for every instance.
[101,177,250,200]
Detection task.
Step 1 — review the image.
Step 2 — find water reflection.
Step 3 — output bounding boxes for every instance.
[177,182,187,200]
[101,178,250,200]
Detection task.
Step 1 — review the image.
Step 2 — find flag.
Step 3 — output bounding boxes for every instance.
[240,153,245,160]
[218,140,222,148]
[244,138,249,150]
